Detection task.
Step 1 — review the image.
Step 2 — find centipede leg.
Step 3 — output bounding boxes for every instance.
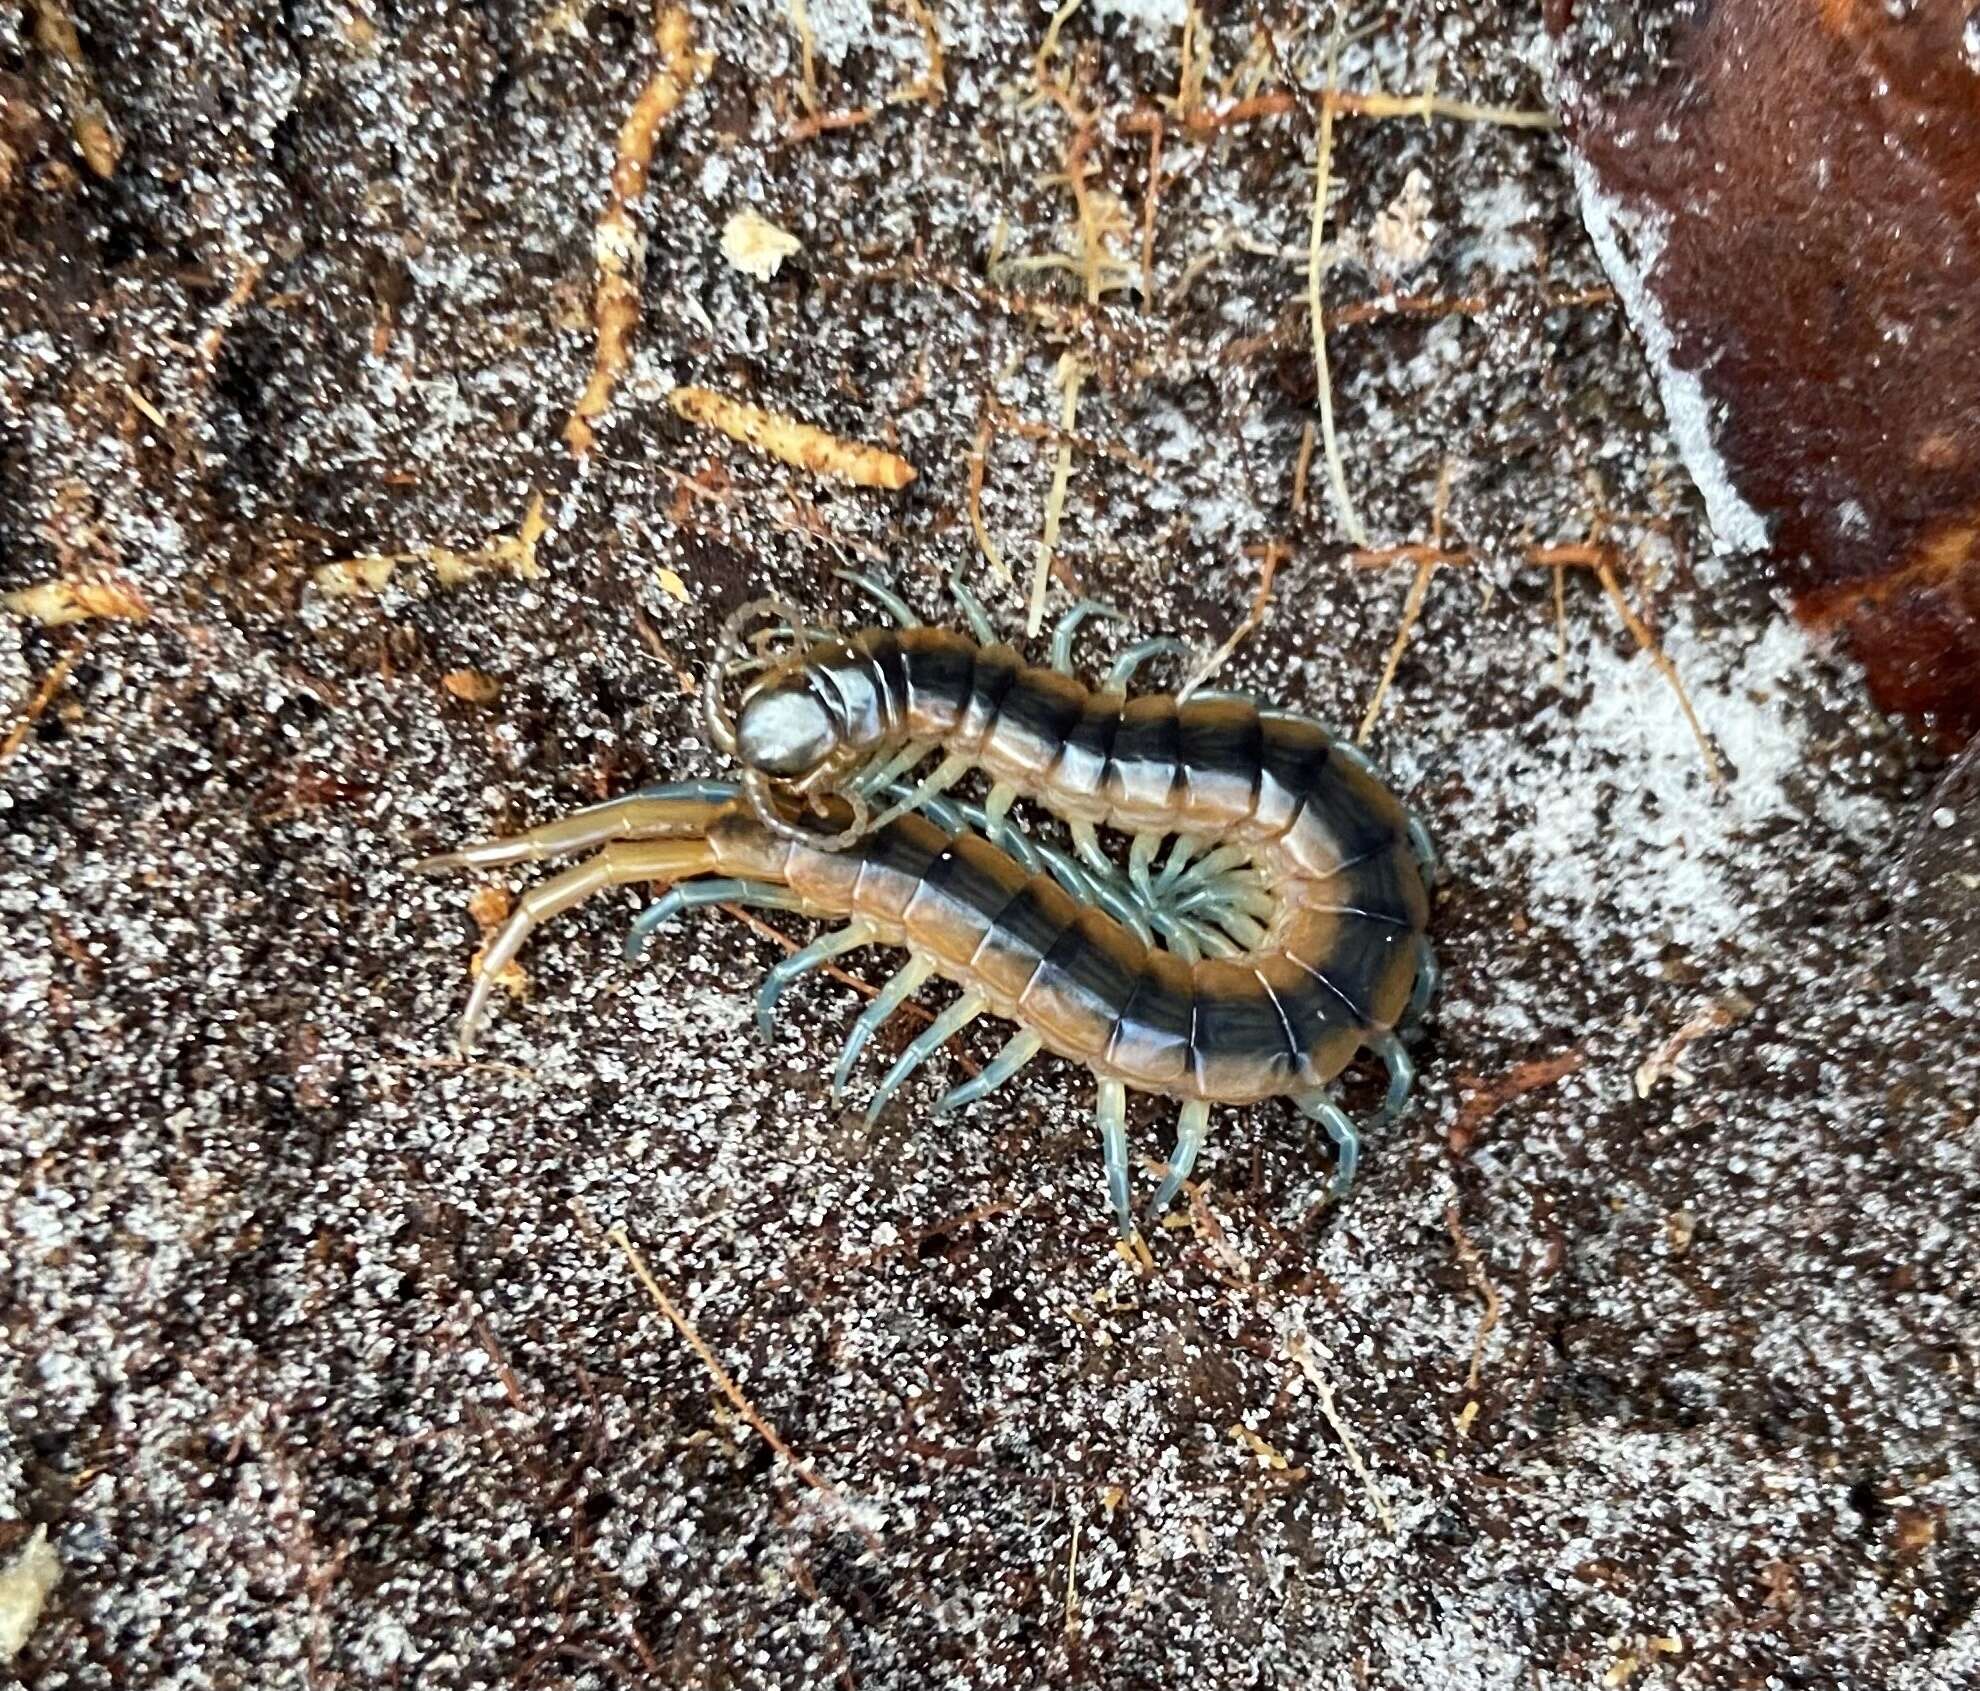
[1106,636,1188,690]
[863,991,986,1125]
[932,1029,1043,1117]
[1095,1078,1133,1238]
[1407,812,1440,885]
[1403,936,1440,1029]
[624,878,808,960]
[835,568,921,627]
[1049,600,1129,674]
[983,781,1019,852]
[949,572,996,644]
[1370,1033,1416,1128]
[1128,831,1162,904]
[831,956,937,1100]
[1296,1093,1361,1197]
[1150,1098,1212,1215]
[754,919,879,1038]
[447,838,722,1051]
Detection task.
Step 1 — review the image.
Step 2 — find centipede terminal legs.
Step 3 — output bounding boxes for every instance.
[834,569,921,627]
[1107,637,1190,690]
[1369,1034,1416,1129]
[948,573,996,645]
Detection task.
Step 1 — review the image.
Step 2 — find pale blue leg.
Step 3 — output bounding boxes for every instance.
[1407,813,1439,885]
[933,1029,1042,1117]
[1403,936,1439,1029]
[625,879,806,960]
[1106,637,1188,690]
[950,573,996,644]
[864,991,986,1125]
[1297,1093,1362,1197]
[1095,1079,1133,1237]
[1154,833,1206,891]
[832,956,936,1100]
[1050,600,1129,674]
[1370,1033,1415,1128]
[755,919,878,1038]
[1151,1099,1212,1215]
[1207,909,1269,949]
[835,569,921,627]
[983,782,1019,852]
[849,740,931,798]
[1155,915,1204,962]
[1128,831,1162,904]
[1169,843,1252,896]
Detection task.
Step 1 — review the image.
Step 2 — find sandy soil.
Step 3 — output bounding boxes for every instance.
[2,3,1975,1687]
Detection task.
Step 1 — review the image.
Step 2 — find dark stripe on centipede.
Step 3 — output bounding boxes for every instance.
[1104,696,1181,804]
[1032,909,1140,1025]
[852,814,946,911]
[1177,699,1263,816]
[900,632,977,724]
[1191,979,1299,1085]
[1054,694,1123,793]
[960,643,1022,743]
[860,630,912,732]
[997,668,1088,755]
[1289,749,1406,866]
[1106,962,1193,1069]
[1287,913,1409,1023]
[1258,715,1335,825]
[910,831,1029,939]
[980,877,1079,973]
[1336,844,1428,930]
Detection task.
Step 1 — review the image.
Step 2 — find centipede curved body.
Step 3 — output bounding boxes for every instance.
[419,597,1437,1235]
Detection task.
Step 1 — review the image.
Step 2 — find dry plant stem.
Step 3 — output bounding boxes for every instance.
[601,1218,884,1554]
[1139,119,1164,306]
[668,387,917,490]
[1357,556,1435,744]
[31,0,122,176]
[1027,356,1084,636]
[1443,1205,1501,1395]
[1308,87,1367,549]
[0,639,81,767]
[1287,1336,1395,1534]
[1448,1049,1585,1154]
[1593,558,1726,791]
[1183,542,1285,698]
[966,412,1010,583]
[1291,420,1317,517]
[565,8,709,458]
[1328,89,1554,127]
[787,0,820,113]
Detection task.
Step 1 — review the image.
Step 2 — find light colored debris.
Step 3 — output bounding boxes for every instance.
[1307,66,1367,549]
[1287,1334,1395,1534]
[466,885,528,1003]
[656,565,690,602]
[1027,354,1084,636]
[565,7,710,458]
[1370,168,1436,274]
[3,577,149,626]
[721,210,802,280]
[1444,1204,1501,1411]
[889,0,946,108]
[30,0,121,176]
[441,669,502,705]
[315,493,548,596]
[0,1526,61,1662]
[966,411,1011,584]
[668,386,917,490]
[1635,992,1756,1097]
[1228,1421,1292,1471]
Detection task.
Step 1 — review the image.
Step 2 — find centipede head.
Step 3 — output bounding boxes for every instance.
[703,595,872,849]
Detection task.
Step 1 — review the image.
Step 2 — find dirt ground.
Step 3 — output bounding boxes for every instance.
[3,3,1976,1687]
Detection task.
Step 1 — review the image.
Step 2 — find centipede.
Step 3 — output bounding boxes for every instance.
[416,575,1438,1236]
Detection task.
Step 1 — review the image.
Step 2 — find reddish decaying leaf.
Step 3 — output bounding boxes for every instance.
[1549,0,1980,746]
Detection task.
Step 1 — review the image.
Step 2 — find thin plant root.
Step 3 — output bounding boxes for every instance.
[565,7,710,458]
[1027,354,1084,636]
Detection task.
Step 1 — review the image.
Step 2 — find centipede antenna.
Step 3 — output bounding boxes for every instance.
[863,991,986,1126]
[756,920,878,1038]
[949,572,996,644]
[624,879,805,960]
[1369,1033,1415,1128]
[932,1029,1043,1117]
[831,956,937,1100]
[1151,1099,1212,1215]
[1105,636,1189,691]
[1297,1093,1362,1197]
[834,569,921,627]
[1049,600,1129,675]
[1095,1079,1133,1237]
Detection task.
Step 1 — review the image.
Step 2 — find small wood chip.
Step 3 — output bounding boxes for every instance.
[721,210,802,280]
[0,1526,60,1662]
[668,386,917,490]
[441,669,502,704]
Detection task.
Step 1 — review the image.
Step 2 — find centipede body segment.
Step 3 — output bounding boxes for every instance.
[417,584,1437,1236]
